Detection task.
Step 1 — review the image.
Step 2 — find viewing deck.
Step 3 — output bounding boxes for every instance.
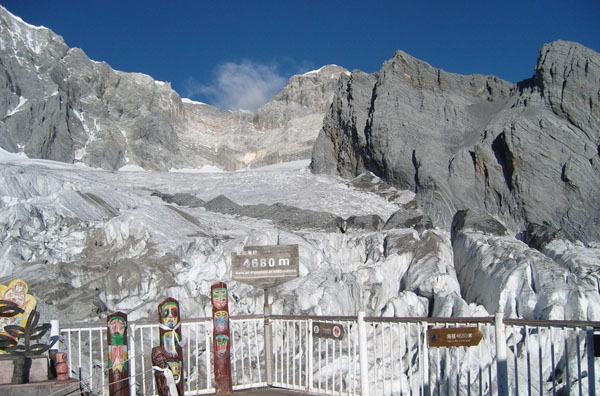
[234,388,320,395]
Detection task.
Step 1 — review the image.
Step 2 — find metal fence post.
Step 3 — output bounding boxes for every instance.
[50,319,60,352]
[264,288,273,386]
[587,327,596,396]
[307,318,313,392]
[129,323,137,396]
[421,321,430,396]
[358,311,370,396]
[495,311,509,396]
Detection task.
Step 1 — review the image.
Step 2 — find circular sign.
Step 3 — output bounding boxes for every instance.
[332,325,342,338]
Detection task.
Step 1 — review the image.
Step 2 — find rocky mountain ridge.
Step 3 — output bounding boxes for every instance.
[0,6,346,171]
[311,40,600,243]
[3,6,599,245]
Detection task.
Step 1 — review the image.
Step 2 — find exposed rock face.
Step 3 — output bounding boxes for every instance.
[0,6,346,171]
[252,65,349,163]
[153,192,347,232]
[312,41,600,243]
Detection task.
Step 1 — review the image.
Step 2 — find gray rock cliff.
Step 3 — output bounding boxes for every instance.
[312,41,600,243]
[0,6,346,170]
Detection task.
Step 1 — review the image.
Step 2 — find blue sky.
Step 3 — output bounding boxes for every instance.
[1,1,599,111]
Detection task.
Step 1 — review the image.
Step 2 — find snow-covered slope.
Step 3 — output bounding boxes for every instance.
[1,152,598,327]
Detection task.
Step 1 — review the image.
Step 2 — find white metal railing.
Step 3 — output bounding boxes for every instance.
[60,324,106,393]
[129,320,216,396]
[270,316,360,394]
[268,314,598,396]
[59,316,265,396]
[360,316,598,396]
[363,317,498,396]
[57,313,598,396]
[502,319,598,396]
[230,316,267,390]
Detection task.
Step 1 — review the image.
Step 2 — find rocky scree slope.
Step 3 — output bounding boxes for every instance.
[312,41,600,244]
[0,6,346,171]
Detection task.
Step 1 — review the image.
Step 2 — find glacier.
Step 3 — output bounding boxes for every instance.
[1,149,598,329]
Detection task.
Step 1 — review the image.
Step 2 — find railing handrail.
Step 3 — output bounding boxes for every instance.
[56,312,598,396]
[60,314,600,330]
[365,315,494,324]
[60,314,267,330]
[271,314,358,321]
[503,317,600,327]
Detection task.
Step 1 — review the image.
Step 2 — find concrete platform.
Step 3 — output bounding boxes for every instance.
[233,388,320,395]
[0,378,82,396]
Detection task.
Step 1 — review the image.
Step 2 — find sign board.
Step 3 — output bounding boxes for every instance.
[427,327,483,347]
[231,245,299,288]
[313,322,345,341]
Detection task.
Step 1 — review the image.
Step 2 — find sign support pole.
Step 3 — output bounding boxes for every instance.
[264,288,273,386]
[230,244,299,388]
[358,311,370,396]
[495,311,509,396]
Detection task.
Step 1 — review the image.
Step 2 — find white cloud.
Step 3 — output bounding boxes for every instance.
[187,60,288,112]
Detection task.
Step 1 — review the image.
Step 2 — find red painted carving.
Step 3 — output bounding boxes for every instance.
[55,352,69,381]
[107,311,130,396]
[152,346,180,396]
[158,298,184,396]
[211,282,232,395]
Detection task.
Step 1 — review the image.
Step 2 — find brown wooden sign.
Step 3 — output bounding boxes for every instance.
[107,311,130,396]
[313,322,345,341]
[231,245,299,288]
[428,327,483,347]
[211,282,232,395]
[157,298,184,396]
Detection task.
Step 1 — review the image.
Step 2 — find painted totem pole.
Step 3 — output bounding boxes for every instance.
[158,298,184,396]
[107,311,130,396]
[151,346,179,396]
[211,282,232,395]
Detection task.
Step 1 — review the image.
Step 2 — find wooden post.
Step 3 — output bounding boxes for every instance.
[211,282,232,395]
[107,311,130,396]
[158,298,184,396]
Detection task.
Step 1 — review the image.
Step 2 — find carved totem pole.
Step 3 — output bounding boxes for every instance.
[107,312,130,396]
[211,282,232,395]
[151,346,179,396]
[158,298,184,396]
